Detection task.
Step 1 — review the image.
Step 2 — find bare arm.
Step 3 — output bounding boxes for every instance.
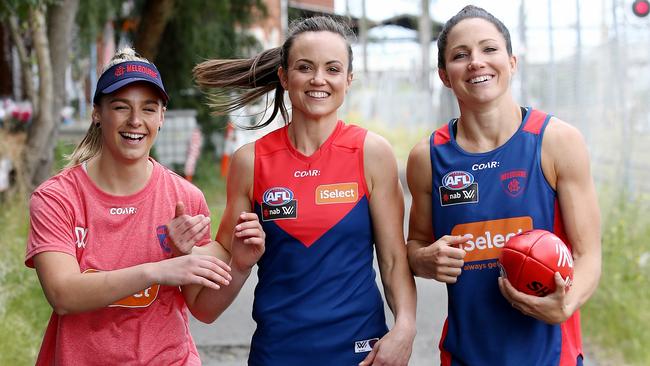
[34,251,229,315]
[360,132,416,366]
[500,118,601,323]
[406,137,469,282]
[182,143,265,323]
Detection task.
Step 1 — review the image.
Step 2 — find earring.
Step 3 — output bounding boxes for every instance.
[94,121,100,128]
[158,126,161,131]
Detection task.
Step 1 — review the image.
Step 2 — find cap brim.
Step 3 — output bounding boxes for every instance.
[101,77,169,104]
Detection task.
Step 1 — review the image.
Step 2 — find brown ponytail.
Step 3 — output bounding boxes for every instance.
[193,47,287,130]
[193,16,355,130]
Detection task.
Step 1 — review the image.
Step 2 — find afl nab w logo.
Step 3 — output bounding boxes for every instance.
[439,171,479,206]
[262,187,297,221]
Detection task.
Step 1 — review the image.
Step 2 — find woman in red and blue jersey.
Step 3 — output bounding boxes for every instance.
[406,5,601,366]
[193,16,416,366]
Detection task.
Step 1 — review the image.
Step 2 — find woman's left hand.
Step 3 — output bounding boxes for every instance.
[498,272,573,324]
[168,202,211,256]
[358,324,415,366]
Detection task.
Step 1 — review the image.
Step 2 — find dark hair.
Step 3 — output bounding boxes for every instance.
[437,5,512,69]
[193,16,355,129]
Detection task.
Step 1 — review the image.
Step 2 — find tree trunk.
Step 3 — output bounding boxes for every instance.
[0,24,13,96]
[133,0,175,61]
[34,0,79,183]
[7,15,36,106]
[22,5,54,189]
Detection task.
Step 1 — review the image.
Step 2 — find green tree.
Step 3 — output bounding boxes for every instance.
[148,0,263,138]
[1,0,264,190]
[1,0,79,190]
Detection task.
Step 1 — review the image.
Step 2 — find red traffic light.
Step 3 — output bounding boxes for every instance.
[633,0,650,17]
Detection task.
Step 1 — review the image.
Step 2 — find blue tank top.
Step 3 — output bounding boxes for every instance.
[250,121,388,365]
[429,108,582,366]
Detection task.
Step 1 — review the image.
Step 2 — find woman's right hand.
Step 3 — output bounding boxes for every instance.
[153,254,232,291]
[230,212,265,273]
[411,235,470,283]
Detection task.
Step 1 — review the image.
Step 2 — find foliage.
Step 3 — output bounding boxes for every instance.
[75,0,123,55]
[148,0,265,148]
[582,188,650,366]
[191,151,227,224]
[0,0,50,18]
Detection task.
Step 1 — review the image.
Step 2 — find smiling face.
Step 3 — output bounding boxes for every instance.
[439,18,517,106]
[93,82,164,165]
[278,31,352,123]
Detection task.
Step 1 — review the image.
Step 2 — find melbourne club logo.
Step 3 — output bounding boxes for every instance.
[500,170,528,197]
[156,225,172,253]
[261,187,297,221]
[439,170,479,206]
[114,65,125,77]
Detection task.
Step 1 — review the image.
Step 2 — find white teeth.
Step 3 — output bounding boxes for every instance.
[307,91,329,98]
[469,75,493,84]
[121,132,145,140]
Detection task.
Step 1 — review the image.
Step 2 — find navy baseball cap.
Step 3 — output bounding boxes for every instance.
[93,61,169,105]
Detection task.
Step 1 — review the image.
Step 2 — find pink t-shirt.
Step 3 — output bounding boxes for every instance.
[26,159,210,365]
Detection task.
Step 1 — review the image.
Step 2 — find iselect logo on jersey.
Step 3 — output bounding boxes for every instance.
[315,182,358,205]
[262,187,297,221]
[439,170,479,206]
[451,216,533,263]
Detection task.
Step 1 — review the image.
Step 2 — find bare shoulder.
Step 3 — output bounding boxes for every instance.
[543,117,587,153]
[230,141,255,170]
[542,117,591,187]
[227,141,256,197]
[363,131,398,191]
[408,136,431,164]
[407,136,432,177]
[364,130,395,158]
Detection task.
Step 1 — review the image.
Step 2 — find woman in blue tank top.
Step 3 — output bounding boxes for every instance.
[406,5,601,366]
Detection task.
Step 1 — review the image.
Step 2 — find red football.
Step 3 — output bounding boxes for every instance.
[498,229,574,297]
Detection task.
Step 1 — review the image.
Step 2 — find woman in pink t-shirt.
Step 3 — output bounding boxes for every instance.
[25,47,264,365]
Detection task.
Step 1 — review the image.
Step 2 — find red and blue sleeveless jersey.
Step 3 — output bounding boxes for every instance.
[429,108,582,366]
[250,120,388,365]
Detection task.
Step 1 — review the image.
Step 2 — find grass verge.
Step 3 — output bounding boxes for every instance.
[581,189,650,365]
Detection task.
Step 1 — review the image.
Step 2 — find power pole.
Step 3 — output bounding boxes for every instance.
[360,0,368,77]
[575,0,587,142]
[547,0,556,111]
[419,0,431,91]
[280,0,288,41]
[518,0,528,104]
